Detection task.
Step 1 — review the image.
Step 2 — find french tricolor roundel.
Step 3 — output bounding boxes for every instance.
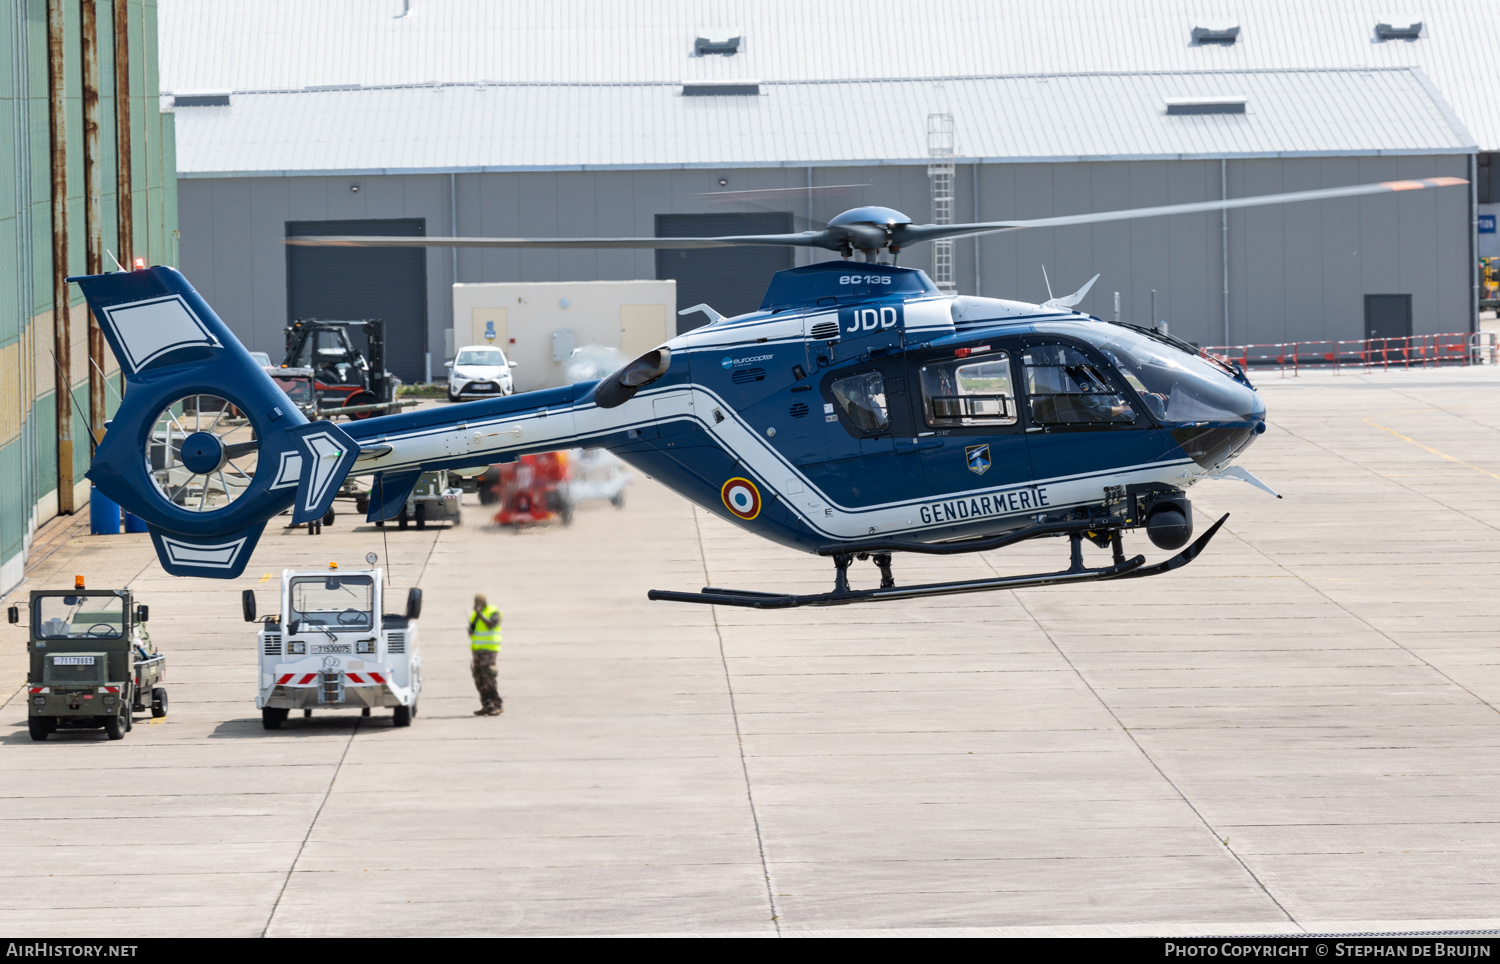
[720,477,762,521]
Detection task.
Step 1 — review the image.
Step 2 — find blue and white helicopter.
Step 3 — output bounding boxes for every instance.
[73,176,1463,608]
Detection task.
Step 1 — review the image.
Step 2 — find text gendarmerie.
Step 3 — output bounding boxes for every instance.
[919,487,1050,526]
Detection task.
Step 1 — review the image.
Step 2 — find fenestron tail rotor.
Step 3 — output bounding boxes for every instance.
[146,394,260,514]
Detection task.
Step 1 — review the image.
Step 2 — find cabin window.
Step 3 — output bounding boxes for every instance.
[1022,344,1136,425]
[920,352,1017,427]
[35,595,124,639]
[830,372,889,432]
[289,575,374,631]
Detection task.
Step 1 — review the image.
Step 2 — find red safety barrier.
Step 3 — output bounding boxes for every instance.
[1203,332,1498,375]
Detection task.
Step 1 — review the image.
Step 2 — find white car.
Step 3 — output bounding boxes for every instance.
[446,346,516,401]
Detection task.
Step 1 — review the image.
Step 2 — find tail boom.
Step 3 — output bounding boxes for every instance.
[72,264,664,577]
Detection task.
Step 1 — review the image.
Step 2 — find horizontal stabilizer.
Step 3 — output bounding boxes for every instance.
[366,470,422,522]
[287,421,359,525]
[148,522,265,579]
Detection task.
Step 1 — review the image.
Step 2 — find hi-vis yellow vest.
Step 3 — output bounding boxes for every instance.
[469,606,502,651]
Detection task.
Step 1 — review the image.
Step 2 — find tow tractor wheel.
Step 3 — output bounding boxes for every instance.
[346,390,378,420]
[103,712,125,740]
[261,707,288,730]
[398,506,410,530]
[303,708,312,718]
[151,687,168,719]
[393,704,412,727]
[415,503,427,530]
[323,507,335,527]
[27,717,49,741]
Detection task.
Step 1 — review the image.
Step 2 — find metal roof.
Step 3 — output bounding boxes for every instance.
[160,0,1488,175]
[171,68,1472,176]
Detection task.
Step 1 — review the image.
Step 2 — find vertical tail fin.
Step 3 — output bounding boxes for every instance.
[72,266,354,577]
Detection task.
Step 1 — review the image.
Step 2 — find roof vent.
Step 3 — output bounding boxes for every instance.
[1165,97,1247,115]
[1375,17,1422,40]
[682,82,760,97]
[172,93,230,107]
[694,33,741,56]
[1191,20,1240,45]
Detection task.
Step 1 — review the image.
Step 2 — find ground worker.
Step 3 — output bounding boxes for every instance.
[468,593,503,716]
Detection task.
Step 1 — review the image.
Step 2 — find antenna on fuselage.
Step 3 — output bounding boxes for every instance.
[1042,273,1101,311]
[1041,265,1056,302]
[678,303,725,325]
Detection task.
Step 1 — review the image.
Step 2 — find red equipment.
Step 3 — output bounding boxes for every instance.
[491,452,574,526]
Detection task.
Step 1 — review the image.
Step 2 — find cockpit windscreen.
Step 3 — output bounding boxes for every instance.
[1047,323,1264,425]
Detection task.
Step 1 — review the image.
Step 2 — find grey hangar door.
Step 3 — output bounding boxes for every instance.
[286,219,428,382]
[1364,294,1412,342]
[656,213,793,333]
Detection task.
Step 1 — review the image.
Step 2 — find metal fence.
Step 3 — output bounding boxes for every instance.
[1203,332,1500,375]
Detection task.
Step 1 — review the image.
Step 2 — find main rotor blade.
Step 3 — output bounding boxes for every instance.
[286,232,842,251]
[285,176,1466,255]
[895,176,1468,245]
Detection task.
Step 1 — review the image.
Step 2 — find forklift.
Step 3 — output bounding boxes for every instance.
[282,319,402,420]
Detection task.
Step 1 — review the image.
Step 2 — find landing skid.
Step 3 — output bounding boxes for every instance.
[647,513,1229,609]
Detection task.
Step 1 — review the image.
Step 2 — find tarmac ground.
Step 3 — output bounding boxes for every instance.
[3,368,1500,938]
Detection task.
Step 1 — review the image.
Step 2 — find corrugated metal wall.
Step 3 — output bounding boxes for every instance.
[179,153,1470,364]
[0,0,176,596]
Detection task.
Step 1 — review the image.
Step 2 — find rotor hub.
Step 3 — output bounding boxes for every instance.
[179,431,228,475]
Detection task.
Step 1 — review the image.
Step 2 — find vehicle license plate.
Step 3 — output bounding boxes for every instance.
[313,644,350,654]
[472,382,494,390]
[53,656,95,665]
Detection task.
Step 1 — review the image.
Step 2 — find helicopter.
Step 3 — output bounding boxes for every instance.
[72,175,1464,608]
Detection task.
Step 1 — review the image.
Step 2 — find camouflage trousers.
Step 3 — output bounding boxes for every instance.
[470,650,502,711]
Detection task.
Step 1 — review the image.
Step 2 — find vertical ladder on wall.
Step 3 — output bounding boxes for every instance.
[927,114,956,294]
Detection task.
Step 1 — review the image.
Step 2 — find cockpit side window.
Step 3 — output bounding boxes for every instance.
[919,352,1017,428]
[1022,344,1137,426]
[830,371,890,432]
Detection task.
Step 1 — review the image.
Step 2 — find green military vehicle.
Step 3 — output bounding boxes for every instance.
[8,581,167,741]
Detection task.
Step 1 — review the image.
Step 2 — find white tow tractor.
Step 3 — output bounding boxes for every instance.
[246,564,422,729]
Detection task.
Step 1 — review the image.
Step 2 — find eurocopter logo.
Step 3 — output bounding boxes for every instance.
[965,444,991,475]
[722,354,773,369]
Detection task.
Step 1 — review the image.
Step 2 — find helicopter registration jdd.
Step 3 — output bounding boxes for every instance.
[247,566,423,729]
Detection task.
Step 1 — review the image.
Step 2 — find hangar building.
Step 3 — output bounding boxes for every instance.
[163,1,1495,380]
[0,0,176,591]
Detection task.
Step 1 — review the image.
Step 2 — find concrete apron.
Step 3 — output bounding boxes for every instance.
[2,370,1500,936]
